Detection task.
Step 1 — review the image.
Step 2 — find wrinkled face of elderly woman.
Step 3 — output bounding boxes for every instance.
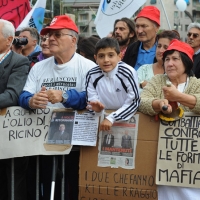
[164,51,186,80]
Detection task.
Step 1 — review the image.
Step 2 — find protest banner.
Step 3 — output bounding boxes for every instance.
[94,0,146,38]
[79,112,159,200]
[156,113,200,188]
[17,0,47,33]
[0,106,98,159]
[0,0,30,29]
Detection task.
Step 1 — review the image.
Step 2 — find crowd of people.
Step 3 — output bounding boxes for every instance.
[0,4,200,200]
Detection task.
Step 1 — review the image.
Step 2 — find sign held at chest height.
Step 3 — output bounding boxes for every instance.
[156,113,200,188]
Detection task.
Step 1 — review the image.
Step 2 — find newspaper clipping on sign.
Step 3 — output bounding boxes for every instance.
[98,114,139,169]
[47,110,99,146]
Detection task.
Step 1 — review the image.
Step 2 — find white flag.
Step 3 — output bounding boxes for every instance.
[94,0,147,38]
[17,0,47,33]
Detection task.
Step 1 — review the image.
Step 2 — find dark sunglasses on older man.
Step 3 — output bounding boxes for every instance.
[187,32,199,38]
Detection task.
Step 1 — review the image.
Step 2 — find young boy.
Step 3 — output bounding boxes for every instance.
[86,37,140,131]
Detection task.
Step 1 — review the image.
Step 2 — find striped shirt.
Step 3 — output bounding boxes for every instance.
[86,61,140,123]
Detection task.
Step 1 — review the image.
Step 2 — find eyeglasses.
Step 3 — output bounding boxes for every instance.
[187,32,199,38]
[47,32,73,39]
[41,37,49,42]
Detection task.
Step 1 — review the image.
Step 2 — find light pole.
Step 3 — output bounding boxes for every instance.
[159,0,171,29]
[51,0,54,18]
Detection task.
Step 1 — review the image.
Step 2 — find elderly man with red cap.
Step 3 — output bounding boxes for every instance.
[139,39,200,200]
[123,6,160,70]
[19,15,96,199]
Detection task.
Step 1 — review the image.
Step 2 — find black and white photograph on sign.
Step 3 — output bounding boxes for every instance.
[98,114,139,169]
[47,111,75,145]
[125,158,133,166]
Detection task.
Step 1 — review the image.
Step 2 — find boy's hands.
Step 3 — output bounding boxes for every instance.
[100,119,112,131]
[86,101,105,112]
[86,101,113,131]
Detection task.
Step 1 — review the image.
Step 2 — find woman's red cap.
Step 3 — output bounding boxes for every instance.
[166,39,194,61]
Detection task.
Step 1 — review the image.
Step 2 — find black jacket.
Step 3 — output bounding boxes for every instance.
[193,52,200,78]
[122,40,157,68]
[122,40,141,67]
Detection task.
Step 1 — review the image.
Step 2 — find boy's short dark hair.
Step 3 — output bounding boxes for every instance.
[95,37,120,55]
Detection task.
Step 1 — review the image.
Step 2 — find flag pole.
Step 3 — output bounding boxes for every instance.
[159,0,171,30]
[51,0,54,18]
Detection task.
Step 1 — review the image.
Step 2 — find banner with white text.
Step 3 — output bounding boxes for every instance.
[94,0,146,38]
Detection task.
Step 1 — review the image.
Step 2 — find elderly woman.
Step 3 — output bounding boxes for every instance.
[139,39,200,199]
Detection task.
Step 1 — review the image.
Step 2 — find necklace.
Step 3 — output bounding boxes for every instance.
[0,50,11,64]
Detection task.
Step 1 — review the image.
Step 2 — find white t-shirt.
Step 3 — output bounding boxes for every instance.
[23,53,96,107]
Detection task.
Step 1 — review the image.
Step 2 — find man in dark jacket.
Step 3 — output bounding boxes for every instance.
[0,19,30,200]
[102,130,115,147]
[123,6,160,70]
[121,130,132,149]
[187,22,200,78]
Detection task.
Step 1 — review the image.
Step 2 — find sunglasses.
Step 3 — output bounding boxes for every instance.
[187,32,199,38]
[47,32,73,39]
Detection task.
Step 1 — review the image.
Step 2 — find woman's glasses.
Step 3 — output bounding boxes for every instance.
[187,32,199,38]
[41,37,49,42]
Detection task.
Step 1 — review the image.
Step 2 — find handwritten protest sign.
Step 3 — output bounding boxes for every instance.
[156,113,200,188]
[0,0,30,28]
[79,112,159,200]
[0,107,98,159]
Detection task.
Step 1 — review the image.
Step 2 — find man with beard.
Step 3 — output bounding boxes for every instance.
[123,6,160,71]
[187,22,200,78]
[112,17,137,59]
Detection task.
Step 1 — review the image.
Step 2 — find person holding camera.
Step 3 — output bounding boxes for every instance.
[0,19,30,200]
[19,27,41,65]
[11,31,28,55]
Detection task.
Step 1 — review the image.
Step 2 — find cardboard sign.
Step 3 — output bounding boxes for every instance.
[0,107,99,159]
[79,112,159,200]
[0,106,73,159]
[156,113,200,188]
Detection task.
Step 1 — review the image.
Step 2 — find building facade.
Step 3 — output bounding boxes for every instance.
[60,0,99,37]
[61,0,200,40]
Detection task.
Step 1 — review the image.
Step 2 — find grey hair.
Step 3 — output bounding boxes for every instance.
[20,27,40,44]
[187,22,200,32]
[68,29,79,44]
[0,19,15,38]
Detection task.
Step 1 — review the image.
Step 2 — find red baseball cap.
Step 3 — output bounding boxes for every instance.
[40,15,79,35]
[135,6,160,26]
[165,39,194,61]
